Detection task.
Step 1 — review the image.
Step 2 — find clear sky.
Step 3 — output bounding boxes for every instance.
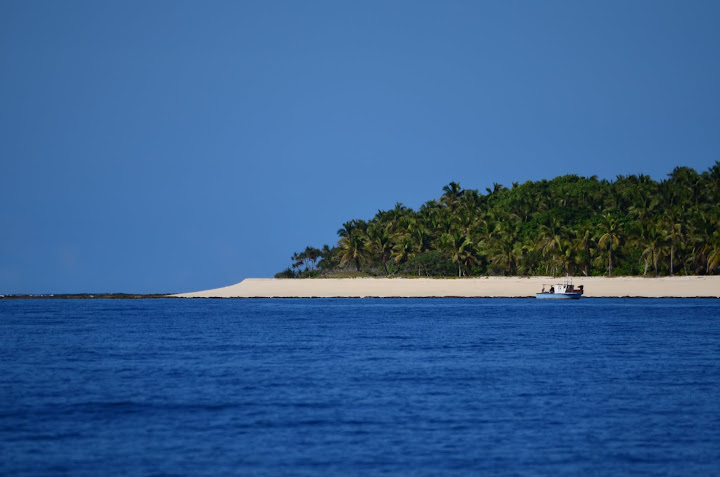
[1,1,719,294]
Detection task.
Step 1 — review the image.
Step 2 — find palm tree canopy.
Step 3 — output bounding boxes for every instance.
[279,164,720,278]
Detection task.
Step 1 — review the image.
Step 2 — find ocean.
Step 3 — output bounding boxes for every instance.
[1,298,719,476]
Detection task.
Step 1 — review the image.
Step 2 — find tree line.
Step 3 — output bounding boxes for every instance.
[277,163,720,278]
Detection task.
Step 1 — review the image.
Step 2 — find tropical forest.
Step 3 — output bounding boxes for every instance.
[277,163,720,278]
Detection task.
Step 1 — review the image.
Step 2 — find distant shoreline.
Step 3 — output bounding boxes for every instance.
[175,276,720,298]
[0,294,174,300]
[4,276,718,299]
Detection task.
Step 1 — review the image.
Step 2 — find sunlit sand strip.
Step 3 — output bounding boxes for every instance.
[174,276,720,298]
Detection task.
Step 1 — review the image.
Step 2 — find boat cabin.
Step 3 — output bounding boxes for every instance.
[541,282,583,294]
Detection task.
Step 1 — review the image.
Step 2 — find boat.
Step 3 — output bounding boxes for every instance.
[536,278,584,299]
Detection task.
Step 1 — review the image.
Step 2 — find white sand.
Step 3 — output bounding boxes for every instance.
[174,276,720,298]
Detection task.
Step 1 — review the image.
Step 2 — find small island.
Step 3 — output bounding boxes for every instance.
[178,164,720,298]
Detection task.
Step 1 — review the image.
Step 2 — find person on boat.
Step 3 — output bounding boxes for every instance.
[549,286,554,294]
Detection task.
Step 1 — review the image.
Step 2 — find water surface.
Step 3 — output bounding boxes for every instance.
[1,298,719,475]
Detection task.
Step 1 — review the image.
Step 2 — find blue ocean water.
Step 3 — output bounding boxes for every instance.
[1,298,719,476]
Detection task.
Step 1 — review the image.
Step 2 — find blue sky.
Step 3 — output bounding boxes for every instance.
[1,1,719,293]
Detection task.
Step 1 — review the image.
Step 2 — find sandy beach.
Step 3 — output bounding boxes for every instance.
[175,276,720,298]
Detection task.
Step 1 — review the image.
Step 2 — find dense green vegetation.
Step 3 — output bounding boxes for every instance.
[277,164,720,278]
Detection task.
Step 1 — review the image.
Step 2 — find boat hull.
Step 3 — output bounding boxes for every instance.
[536,293,582,300]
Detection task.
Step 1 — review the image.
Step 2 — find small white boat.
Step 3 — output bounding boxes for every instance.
[536,278,584,299]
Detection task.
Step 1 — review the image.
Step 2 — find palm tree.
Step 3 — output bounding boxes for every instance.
[453,206,477,237]
[707,229,720,274]
[487,214,522,275]
[694,210,720,274]
[703,161,720,207]
[366,223,393,275]
[640,225,664,276]
[439,231,477,277]
[571,224,595,276]
[535,217,567,276]
[458,188,483,213]
[402,216,431,254]
[338,235,366,272]
[317,244,339,271]
[391,234,418,267]
[490,234,524,276]
[628,193,659,224]
[485,182,506,196]
[337,220,368,272]
[661,212,685,275]
[440,182,464,210]
[597,213,622,277]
